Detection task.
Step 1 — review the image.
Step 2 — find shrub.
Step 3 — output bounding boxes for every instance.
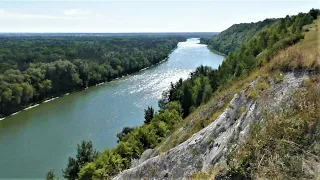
[256,80,269,91]
[247,88,258,100]
[166,101,183,116]
[227,103,234,109]
[62,141,99,180]
[45,170,56,180]
[274,73,284,84]
[116,127,135,143]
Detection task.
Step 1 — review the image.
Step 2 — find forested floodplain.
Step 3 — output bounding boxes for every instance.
[0,37,224,178]
[0,36,184,117]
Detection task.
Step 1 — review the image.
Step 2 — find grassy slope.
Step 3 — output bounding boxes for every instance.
[191,17,320,180]
[153,15,314,155]
[72,14,318,179]
[266,16,320,71]
[153,60,266,156]
[115,16,319,178]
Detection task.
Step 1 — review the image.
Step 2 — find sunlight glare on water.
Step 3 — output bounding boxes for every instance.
[0,38,224,178]
[116,38,215,108]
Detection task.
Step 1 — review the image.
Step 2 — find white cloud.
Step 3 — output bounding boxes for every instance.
[0,9,85,20]
[64,9,91,16]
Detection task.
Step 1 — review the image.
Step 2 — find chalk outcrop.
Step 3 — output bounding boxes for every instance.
[114,72,309,180]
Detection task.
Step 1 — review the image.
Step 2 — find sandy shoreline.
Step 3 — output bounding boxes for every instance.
[0,93,70,120]
[0,51,173,121]
[24,104,40,110]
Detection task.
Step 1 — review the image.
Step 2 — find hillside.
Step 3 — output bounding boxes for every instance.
[116,14,320,180]
[116,70,319,180]
[54,9,320,180]
[201,18,277,55]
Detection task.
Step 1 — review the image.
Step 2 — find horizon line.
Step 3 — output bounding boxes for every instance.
[0,31,220,33]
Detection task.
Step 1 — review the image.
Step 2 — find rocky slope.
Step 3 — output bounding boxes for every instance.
[114,71,312,180]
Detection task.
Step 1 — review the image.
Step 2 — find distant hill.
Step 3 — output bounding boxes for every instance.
[201,18,277,55]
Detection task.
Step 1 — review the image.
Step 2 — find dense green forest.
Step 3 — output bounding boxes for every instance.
[200,18,277,55]
[55,9,319,180]
[162,9,318,120]
[0,36,184,117]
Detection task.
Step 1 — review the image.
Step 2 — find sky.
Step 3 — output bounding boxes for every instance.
[0,0,318,33]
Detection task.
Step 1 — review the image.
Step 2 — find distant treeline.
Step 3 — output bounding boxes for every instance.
[0,32,218,38]
[0,36,184,117]
[57,9,319,180]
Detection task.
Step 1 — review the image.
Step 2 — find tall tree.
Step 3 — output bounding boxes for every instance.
[45,169,56,180]
[63,141,98,180]
[144,106,154,124]
[181,83,193,117]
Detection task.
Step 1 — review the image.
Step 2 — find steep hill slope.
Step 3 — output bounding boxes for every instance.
[201,19,277,55]
[115,71,318,179]
[114,14,320,180]
[60,10,319,180]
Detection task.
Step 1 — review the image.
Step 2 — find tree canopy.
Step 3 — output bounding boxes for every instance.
[201,18,277,55]
[48,9,319,179]
[62,141,99,179]
[0,36,184,117]
[144,106,155,124]
[161,10,318,118]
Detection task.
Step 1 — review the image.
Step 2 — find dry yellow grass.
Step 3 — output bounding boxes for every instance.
[267,17,320,71]
[154,92,231,155]
[190,16,320,180]
[154,62,267,155]
[191,164,225,180]
[154,16,320,180]
[154,68,264,155]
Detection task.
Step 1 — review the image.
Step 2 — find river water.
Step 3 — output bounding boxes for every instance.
[0,38,224,178]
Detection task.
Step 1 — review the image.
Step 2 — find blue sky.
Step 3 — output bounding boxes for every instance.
[0,0,318,32]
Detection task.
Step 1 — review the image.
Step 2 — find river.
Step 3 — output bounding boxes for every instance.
[0,38,224,178]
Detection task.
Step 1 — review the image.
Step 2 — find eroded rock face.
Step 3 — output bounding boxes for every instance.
[130,149,155,168]
[114,72,309,180]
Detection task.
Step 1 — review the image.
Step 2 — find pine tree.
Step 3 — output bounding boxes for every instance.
[144,106,154,124]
